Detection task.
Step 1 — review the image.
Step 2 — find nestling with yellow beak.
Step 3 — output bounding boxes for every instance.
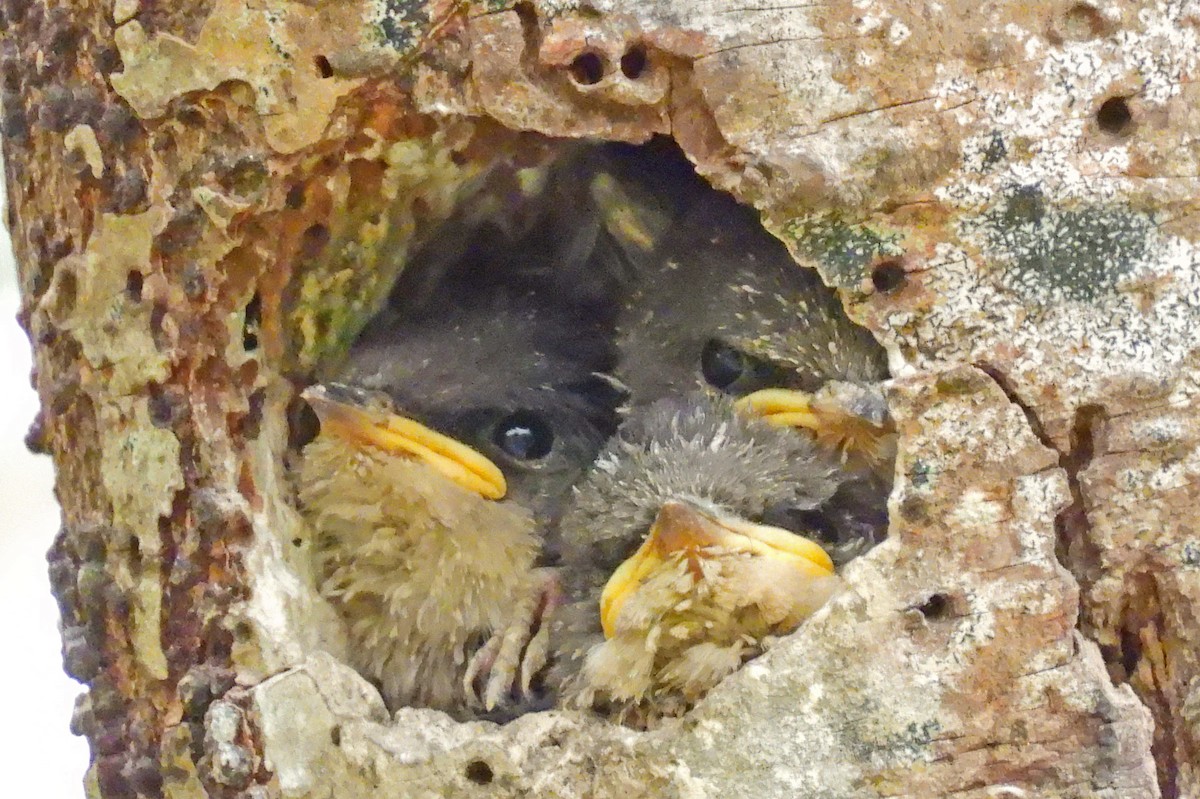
[548,393,844,724]
[586,157,896,570]
[297,271,622,719]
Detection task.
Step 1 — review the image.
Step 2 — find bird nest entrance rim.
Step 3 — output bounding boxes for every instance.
[288,131,896,738]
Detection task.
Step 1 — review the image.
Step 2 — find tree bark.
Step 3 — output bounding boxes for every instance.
[5,1,1198,797]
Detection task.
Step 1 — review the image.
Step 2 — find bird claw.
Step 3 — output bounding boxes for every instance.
[519,622,551,697]
[464,569,562,711]
[463,636,502,705]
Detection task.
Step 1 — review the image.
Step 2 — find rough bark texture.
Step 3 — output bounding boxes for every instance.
[5,1,1198,798]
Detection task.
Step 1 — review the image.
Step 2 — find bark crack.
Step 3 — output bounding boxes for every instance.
[974,361,1176,799]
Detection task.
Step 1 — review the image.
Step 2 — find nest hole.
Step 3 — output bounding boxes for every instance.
[569,51,606,85]
[1096,96,1133,136]
[464,760,494,785]
[287,133,895,733]
[870,259,907,293]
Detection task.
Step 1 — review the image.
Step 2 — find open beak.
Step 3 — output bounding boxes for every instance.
[599,500,834,638]
[735,386,895,469]
[302,384,507,500]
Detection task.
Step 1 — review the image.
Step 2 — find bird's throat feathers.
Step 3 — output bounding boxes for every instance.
[298,433,541,709]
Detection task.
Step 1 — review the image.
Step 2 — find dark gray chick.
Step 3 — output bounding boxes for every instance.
[591,163,894,566]
[548,393,844,725]
[608,176,891,465]
[297,278,622,720]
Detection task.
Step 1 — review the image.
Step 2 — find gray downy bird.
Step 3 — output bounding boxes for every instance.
[296,270,622,719]
[539,156,896,723]
[602,169,891,466]
[589,158,895,565]
[548,393,844,726]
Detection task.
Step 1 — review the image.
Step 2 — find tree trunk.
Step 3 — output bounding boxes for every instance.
[6,1,1197,797]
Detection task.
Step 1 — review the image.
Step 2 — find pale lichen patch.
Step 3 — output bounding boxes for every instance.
[780,213,905,289]
[101,400,184,681]
[368,0,430,54]
[110,0,367,154]
[962,187,1157,303]
[49,207,171,397]
[64,124,105,179]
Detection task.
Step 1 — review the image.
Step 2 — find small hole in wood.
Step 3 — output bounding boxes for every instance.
[150,302,169,350]
[1119,625,1142,679]
[285,184,306,209]
[620,44,647,79]
[916,593,951,620]
[148,386,179,428]
[569,51,606,85]
[314,55,333,79]
[1096,96,1132,135]
[243,292,262,351]
[125,270,143,301]
[288,394,321,450]
[464,760,494,785]
[870,259,907,293]
[301,223,331,259]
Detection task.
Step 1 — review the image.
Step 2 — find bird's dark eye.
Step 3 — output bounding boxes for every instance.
[700,339,749,390]
[493,411,554,460]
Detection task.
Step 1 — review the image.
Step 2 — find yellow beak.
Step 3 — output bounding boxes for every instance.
[598,500,834,638]
[735,388,823,431]
[735,387,894,469]
[302,385,507,500]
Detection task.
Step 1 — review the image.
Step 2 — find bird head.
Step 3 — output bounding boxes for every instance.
[608,189,888,404]
[308,286,624,526]
[560,393,839,581]
[549,393,849,720]
[597,498,836,639]
[302,382,509,500]
[586,170,894,485]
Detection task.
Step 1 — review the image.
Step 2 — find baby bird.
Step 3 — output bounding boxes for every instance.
[541,154,896,723]
[297,273,621,719]
[549,393,844,725]
[588,159,893,566]
[601,170,893,478]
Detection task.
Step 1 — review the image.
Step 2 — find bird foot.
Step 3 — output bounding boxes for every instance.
[464,569,563,712]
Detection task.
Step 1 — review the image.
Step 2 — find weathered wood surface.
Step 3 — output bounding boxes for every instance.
[4,0,1198,797]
